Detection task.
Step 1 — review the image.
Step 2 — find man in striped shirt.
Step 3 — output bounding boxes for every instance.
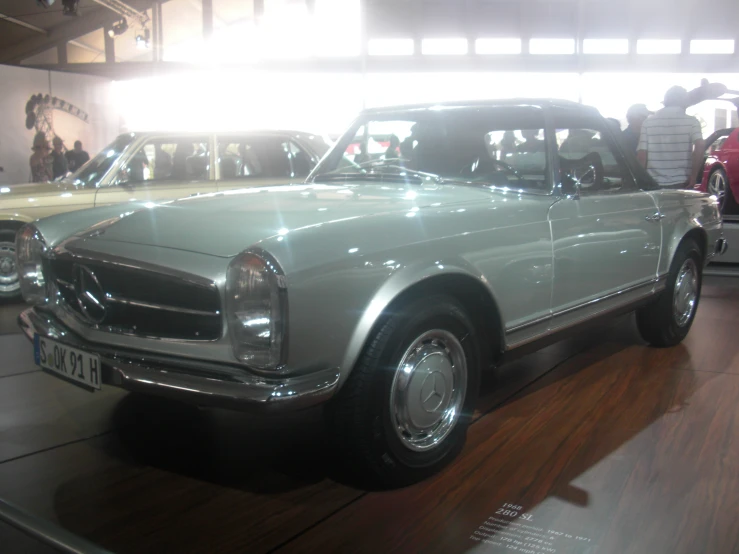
[637,86,705,189]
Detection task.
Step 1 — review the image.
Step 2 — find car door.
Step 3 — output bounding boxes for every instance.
[215,134,315,192]
[94,135,216,207]
[548,111,661,331]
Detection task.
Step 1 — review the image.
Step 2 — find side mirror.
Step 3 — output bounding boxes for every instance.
[116,166,133,188]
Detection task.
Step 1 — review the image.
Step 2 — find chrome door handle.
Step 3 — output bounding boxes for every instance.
[645,212,665,222]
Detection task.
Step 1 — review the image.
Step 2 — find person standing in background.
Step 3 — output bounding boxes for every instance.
[29,132,52,183]
[621,104,652,152]
[65,140,90,172]
[637,86,705,189]
[50,136,68,179]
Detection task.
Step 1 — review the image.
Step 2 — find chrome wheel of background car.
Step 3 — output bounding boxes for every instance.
[673,258,698,328]
[0,240,19,295]
[389,329,467,452]
[708,171,727,209]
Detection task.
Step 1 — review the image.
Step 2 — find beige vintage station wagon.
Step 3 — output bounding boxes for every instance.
[0,130,330,300]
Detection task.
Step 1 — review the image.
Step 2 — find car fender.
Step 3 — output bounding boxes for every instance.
[0,213,35,228]
[703,160,725,183]
[337,256,502,388]
[653,191,721,275]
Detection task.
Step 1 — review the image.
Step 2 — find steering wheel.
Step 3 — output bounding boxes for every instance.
[459,157,522,183]
[559,152,604,192]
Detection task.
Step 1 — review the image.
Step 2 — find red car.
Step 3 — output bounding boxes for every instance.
[697,127,739,213]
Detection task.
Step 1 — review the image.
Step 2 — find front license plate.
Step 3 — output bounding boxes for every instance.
[34,335,102,391]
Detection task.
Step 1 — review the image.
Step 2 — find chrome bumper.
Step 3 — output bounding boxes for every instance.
[18,308,340,412]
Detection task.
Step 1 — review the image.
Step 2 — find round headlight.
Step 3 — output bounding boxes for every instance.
[16,224,48,305]
[226,250,288,370]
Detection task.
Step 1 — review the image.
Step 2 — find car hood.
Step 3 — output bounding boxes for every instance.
[0,180,85,208]
[86,182,497,257]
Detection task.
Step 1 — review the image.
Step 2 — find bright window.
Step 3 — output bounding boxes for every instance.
[529,39,576,55]
[583,39,629,55]
[637,39,681,55]
[368,38,414,56]
[475,38,521,55]
[421,38,468,56]
[690,40,735,54]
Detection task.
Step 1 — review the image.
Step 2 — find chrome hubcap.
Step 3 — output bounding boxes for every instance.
[389,329,467,452]
[0,240,19,294]
[673,258,698,327]
[708,172,727,208]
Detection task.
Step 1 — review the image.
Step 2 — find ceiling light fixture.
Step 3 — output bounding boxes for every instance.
[135,27,151,50]
[108,18,128,38]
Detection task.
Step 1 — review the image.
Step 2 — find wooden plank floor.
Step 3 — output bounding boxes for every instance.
[1,277,739,554]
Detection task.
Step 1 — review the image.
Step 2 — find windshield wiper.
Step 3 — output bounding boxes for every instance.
[313,161,443,184]
[312,172,430,184]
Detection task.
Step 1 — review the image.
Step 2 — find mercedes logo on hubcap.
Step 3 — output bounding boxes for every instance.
[0,256,13,275]
[420,371,447,413]
[73,264,106,324]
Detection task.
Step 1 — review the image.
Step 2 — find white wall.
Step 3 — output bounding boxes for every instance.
[0,65,51,184]
[50,70,121,159]
[0,65,121,185]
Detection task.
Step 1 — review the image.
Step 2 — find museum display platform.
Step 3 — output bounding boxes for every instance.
[1,275,738,554]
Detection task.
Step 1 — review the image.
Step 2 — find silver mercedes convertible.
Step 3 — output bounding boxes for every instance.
[17,100,726,485]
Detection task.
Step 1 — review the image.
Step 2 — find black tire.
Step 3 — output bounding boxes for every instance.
[0,228,21,302]
[708,168,737,214]
[636,239,703,347]
[326,295,481,487]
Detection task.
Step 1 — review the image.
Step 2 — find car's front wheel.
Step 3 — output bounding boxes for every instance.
[326,295,481,487]
[0,229,21,302]
[707,167,736,214]
[636,239,703,347]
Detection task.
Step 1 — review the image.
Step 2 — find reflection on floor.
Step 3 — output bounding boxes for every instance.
[1,277,738,554]
[0,300,24,335]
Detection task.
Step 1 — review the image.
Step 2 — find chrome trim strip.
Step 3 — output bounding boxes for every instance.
[55,278,73,289]
[106,295,220,317]
[549,278,658,320]
[19,308,339,412]
[506,290,655,350]
[505,315,550,334]
[0,497,113,554]
[505,274,668,335]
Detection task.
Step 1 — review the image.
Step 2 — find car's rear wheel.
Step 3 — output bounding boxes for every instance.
[0,229,21,302]
[636,239,702,347]
[326,295,481,487]
[707,168,736,214]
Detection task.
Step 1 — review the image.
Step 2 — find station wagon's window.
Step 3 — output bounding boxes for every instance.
[315,107,550,192]
[120,137,210,184]
[67,134,135,188]
[554,123,635,194]
[218,137,312,179]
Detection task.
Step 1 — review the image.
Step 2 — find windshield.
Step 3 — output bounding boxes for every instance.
[63,134,136,187]
[310,106,551,191]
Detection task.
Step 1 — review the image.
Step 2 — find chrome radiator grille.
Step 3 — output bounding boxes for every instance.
[46,256,222,341]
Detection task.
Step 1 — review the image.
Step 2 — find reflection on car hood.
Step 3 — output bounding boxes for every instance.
[86,182,496,257]
[0,180,81,208]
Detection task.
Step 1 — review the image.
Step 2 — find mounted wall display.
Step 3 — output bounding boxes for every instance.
[0,65,120,185]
